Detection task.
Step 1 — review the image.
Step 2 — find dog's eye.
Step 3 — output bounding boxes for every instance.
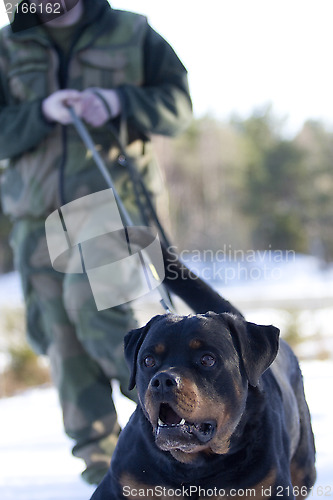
[144,355,156,368]
[200,354,216,367]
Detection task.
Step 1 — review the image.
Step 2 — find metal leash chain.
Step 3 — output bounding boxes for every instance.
[68,107,174,314]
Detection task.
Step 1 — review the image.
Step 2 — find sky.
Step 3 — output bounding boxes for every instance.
[1,0,333,136]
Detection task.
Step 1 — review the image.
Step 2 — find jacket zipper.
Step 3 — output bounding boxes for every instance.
[57,33,80,207]
[57,20,107,207]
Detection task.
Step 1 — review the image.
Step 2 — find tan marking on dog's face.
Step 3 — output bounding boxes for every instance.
[144,370,247,458]
[144,374,199,423]
[207,377,248,455]
[154,343,166,354]
[189,338,203,349]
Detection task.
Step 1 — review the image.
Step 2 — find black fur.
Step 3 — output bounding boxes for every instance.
[91,246,316,500]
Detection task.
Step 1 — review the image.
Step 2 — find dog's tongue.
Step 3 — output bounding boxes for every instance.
[159,403,182,425]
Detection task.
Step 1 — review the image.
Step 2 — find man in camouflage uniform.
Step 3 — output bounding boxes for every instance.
[0,0,192,484]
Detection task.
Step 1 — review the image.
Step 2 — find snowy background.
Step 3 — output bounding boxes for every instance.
[0,362,332,500]
[0,254,332,499]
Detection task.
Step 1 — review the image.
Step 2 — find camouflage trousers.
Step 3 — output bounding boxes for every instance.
[10,216,138,480]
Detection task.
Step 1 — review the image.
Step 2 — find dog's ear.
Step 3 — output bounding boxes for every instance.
[224,314,280,387]
[124,315,164,390]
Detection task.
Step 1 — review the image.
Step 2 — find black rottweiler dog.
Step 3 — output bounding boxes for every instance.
[91,244,316,500]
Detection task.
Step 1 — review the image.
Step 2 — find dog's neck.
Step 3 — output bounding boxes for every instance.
[228,384,266,452]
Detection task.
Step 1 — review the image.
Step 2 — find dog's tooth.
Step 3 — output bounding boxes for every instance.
[158,418,164,426]
[179,419,186,425]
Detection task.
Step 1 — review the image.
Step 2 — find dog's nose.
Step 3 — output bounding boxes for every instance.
[150,372,179,393]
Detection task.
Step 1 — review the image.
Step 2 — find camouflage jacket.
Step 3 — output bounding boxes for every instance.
[0,0,192,218]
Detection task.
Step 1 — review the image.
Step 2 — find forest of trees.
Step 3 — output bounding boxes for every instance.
[1,105,333,273]
[155,106,333,261]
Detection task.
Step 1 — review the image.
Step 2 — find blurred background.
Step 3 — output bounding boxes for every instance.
[0,1,332,498]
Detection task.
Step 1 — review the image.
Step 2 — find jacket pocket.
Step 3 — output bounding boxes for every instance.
[77,47,142,88]
[8,61,48,101]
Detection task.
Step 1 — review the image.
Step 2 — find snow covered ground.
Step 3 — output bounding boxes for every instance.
[0,255,332,498]
[0,362,332,500]
[0,382,135,500]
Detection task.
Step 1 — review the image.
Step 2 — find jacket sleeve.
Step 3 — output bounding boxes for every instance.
[117,24,192,137]
[0,100,54,161]
[0,35,54,161]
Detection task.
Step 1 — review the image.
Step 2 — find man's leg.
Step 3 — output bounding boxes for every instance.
[63,270,138,399]
[10,218,126,483]
[47,320,121,484]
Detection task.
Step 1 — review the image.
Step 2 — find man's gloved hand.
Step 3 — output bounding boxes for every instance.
[42,89,82,124]
[80,88,121,127]
[42,88,121,127]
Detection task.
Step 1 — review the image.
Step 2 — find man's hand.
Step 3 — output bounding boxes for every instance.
[80,88,121,127]
[42,88,121,127]
[42,89,82,124]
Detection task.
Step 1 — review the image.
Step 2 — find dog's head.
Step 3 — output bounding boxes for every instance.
[124,312,279,463]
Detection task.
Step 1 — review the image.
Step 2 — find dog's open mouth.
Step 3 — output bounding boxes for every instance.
[156,403,216,446]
